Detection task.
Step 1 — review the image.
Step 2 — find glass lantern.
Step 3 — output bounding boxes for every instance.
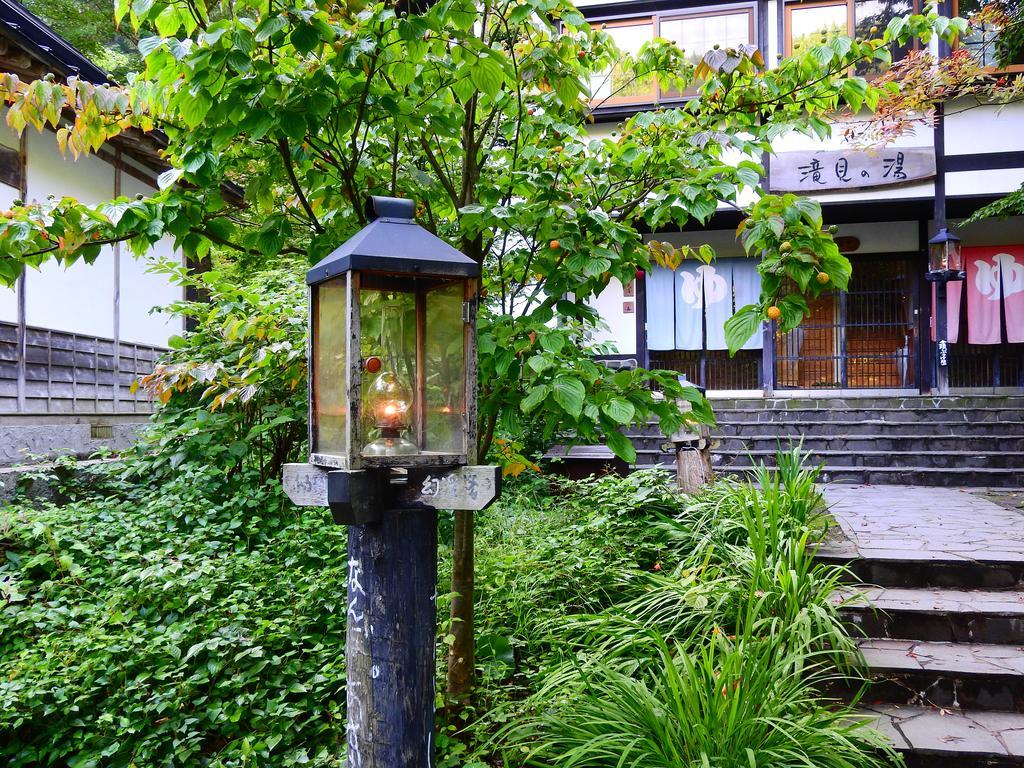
[307,197,480,470]
[927,227,966,281]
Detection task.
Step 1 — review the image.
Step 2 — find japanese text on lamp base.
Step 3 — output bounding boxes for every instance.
[768,148,936,193]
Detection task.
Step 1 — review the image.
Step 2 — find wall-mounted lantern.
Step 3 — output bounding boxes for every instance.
[926,227,966,282]
[306,196,480,471]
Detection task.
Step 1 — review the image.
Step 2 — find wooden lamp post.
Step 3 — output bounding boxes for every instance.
[283,196,500,768]
[926,227,965,395]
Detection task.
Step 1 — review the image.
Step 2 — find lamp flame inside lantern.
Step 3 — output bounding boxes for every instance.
[362,297,418,457]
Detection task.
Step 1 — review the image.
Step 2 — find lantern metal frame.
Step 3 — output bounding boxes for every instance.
[926,227,966,283]
[305,196,481,471]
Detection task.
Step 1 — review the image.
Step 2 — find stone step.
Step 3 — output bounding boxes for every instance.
[712,407,1024,425]
[710,396,1024,410]
[859,703,1024,767]
[836,588,1024,644]
[710,421,1024,438]
[815,551,1024,590]
[714,449,1024,470]
[854,639,1024,713]
[710,435,1024,453]
[630,457,1024,487]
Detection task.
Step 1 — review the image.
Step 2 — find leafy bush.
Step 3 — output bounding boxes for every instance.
[133,265,308,483]
[491,452,889,768]
[519,631,890,768]
[1,449,884,768]
[0,468,348,768]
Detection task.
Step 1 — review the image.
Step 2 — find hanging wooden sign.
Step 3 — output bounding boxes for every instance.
[769,148,935,192]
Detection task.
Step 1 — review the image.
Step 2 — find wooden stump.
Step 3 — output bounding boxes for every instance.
[676,445,712,495]
[346,506,438,768]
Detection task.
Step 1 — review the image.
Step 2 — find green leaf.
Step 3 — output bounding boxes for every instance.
[604,429,636,463]
[290,24,321,54]
[255,15,287,43]
[724,303,762,356]
[155,4,182,36]
[602,398,635,425]
[539,332,565,354]
[470,53,504,98]
[520,384,550,414]
[552,376,585,418]
[777,293,810,331]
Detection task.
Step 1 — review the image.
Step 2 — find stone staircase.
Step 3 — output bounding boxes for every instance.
[820,486,1024,767]
[629,395,1024,487]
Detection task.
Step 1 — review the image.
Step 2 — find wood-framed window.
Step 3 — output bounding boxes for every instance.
[589,4,756,107]
[590,17,657,105]
[955,0,1024,70]
[785,0,917,75]
[661,7,755,96]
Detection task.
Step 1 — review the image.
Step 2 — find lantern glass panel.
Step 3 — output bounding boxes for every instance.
[312,275,348,458]
[355,274,468,461]
[947,239,963,273]
[929,241,948,272]
[359,277,418,458]
[424,281,467,455]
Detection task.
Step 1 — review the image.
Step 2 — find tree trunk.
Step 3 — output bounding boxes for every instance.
[445,509,474,720]
[676,443,712,495]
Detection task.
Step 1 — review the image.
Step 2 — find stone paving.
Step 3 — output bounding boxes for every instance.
[863,704,1024,756]
[822,482,1024,764]
[837,586,1024,615]
[858,639,1024,676]
[822,485,1024,563]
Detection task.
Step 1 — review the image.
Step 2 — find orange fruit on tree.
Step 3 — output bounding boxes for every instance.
[766,305,782,320]
[549,239,560,250]
[816,272,830,284]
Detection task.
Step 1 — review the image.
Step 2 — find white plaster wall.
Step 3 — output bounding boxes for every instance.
[766,0,780,65]
[0,117,20,323]
[118,174,183,347]
[946,215,1024,247]
[948,169,1024,199]
[23,130,116,338]
[587,277,637,354]
[945,102,1024,157]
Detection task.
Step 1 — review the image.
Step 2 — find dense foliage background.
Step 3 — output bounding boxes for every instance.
[1,444,897,768]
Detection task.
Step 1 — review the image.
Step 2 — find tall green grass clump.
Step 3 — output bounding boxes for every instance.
[500,448,894,768]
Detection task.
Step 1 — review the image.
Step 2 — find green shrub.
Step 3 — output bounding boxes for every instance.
[0,469,348,767]
[1,448,882,768]
[133,265,308,484]
[495,451,887,768]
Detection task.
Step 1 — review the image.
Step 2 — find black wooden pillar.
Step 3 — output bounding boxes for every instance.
[346,505,438,768]
[932,102,950,395]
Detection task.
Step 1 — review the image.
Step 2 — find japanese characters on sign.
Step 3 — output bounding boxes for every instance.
[769,148,936,193]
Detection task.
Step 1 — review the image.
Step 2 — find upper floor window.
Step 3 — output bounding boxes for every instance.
[662,9,755,95]
[590,5,756,107]
[785,0,916,76]
[590,19,657,104]
[957,0,1024,68]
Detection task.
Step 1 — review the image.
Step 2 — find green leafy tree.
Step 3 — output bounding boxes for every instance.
[0,0,962,711]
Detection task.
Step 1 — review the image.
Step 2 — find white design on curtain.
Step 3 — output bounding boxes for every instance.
[646,259,762,351]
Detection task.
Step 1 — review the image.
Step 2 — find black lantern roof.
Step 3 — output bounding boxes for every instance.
[306,197,481,285]
[928,227,961,247]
